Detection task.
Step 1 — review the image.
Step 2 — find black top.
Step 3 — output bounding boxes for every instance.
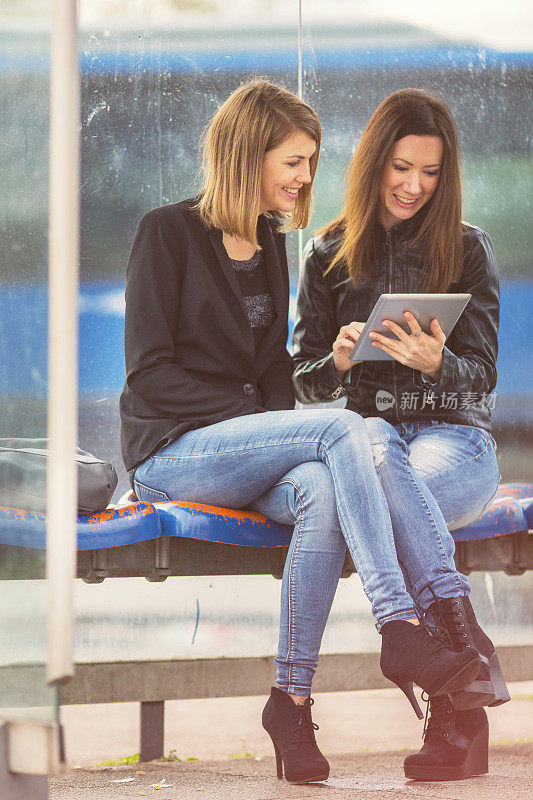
[119,199,295,472]
[230,250,276,350]
[292,220,499,431]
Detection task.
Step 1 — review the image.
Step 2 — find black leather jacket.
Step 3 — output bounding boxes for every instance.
[293,221,500,431]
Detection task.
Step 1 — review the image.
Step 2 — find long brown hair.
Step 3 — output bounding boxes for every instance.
[195,79,321,248]
[321,88,463,292]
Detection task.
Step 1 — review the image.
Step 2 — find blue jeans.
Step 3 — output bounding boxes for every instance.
[395,421,500,531]
[363,419,499,614]
[134,410,473,694]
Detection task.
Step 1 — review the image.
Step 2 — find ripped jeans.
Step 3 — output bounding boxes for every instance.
[133,410,479,694]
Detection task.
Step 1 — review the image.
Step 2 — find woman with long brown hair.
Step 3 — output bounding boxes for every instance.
[293,88,508,781]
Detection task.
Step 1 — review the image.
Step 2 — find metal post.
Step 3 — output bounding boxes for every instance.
[140,702,165,762]
[46,0,80,685]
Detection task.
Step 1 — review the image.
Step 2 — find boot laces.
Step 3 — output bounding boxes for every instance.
[412,614,453,658]
[290,698,319,745]
[422,586,467,652]
[422,693,454,741]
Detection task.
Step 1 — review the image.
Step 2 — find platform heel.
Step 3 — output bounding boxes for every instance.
[427,596,510,710]
[487,652,511,706]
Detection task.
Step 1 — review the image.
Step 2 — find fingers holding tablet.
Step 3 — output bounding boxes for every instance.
[333,321,365,375]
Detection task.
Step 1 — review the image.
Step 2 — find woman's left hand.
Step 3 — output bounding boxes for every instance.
[369,312,446,380]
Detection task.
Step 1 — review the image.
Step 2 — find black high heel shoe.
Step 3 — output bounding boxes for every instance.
[428,596,510,710]
[403,695,489,781]
[380,620,481,719]
[261,686,329,784]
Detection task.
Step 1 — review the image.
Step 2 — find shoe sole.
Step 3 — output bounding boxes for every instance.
[404,764,489,781]
[286,772,330,784]
[404,725,489,782]
[449,652,510,710]
[431,656,481,697]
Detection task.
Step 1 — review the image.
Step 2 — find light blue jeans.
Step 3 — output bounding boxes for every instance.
[133,409,479,694]
[366,419,499,617]
[395,421,500,531]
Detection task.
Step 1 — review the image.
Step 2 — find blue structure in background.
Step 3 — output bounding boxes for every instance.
[0,281,531,425]
[2,45,531,75]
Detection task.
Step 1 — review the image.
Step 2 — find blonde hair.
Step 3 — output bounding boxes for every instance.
[195,78,321,248]
[321,88,463,292]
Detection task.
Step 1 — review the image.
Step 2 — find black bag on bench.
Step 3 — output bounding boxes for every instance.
[0,438,118,515]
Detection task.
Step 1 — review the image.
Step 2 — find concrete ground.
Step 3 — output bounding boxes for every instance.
[49,744,533,800]
[49,681,533,799]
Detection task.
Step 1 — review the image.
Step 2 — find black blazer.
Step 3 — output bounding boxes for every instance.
[119,199,295,471]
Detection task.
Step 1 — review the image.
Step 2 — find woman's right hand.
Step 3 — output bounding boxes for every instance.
[332,322,365,377]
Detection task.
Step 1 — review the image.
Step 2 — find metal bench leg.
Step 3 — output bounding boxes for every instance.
[140,701,164,762]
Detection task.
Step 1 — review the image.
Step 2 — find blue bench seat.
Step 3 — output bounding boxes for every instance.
[1,483,531,552]
[451,496,528,542]
[0,501,160,550]
[154,501,291,547]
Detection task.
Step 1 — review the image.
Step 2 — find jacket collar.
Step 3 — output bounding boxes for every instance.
[378,214,421,242]
[207,225,244,303]
[206,215,287,362]
[254,215,286,361]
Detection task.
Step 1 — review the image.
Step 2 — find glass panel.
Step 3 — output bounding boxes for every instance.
[0,12,57,720]
[301,1,533,650]
[73,1,302,664]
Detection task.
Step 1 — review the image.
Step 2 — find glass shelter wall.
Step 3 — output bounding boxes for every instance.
[301,0,533,650]
[0,19,57,722]
[73,1,304,666]
[76,0,532,665]
[301,3,533,443]
[3,1,530,686]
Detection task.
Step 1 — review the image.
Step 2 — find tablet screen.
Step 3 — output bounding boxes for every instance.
[349,293,471,361]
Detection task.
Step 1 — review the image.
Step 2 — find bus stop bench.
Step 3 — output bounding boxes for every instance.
[0,483,532,581]
[1,483,532,761]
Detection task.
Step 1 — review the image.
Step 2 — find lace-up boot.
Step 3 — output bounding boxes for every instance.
[261,686,329,784]
[428,596,510,710]
[380,620,480,718]
[403,695,489,780]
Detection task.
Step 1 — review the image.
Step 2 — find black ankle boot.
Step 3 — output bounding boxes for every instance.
[380,620,480,718]
[403,695,489,780]
[261,686,329,784]
[429,596,510,710]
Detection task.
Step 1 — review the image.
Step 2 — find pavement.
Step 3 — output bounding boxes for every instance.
[48,681,533,799]
[48,744,533,800]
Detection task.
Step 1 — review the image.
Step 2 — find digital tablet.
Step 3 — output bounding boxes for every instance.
[349,293,471,362]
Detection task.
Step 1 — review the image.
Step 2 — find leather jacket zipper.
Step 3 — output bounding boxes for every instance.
[385,230,400,422]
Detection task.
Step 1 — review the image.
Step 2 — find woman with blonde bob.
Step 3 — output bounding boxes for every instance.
[121,80,484,785]
[293,88,508,781]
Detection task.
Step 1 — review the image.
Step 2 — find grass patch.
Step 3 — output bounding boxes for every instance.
[228,739,256,759]
[493,736,532,746]
[98,748,200,766]
[98,752,139,766]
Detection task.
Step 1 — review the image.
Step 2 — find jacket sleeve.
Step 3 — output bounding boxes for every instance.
[124,210,250,420]
[414,227,500,396]
[292,238,357,403]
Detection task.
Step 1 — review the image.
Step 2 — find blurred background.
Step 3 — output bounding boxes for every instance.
[1,0,532,680]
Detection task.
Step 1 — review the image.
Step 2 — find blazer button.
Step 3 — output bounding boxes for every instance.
[242,382,255,396]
